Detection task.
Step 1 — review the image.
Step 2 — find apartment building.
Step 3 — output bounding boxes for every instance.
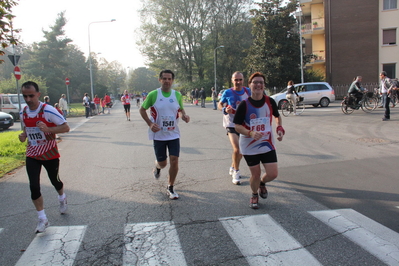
[299,0,398,85]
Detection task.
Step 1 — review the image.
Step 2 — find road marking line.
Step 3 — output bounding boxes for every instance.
[309,209,399,266]
[124,221,187,266]
[220,214,322,266]
[15,225,87,266]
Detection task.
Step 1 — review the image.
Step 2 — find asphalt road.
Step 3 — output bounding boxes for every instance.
[0,101,398,265]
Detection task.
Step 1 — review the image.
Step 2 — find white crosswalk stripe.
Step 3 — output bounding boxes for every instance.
[4,209,398,265]
[15,225,87,266]
[123,221,187,266]
[309,209,399,266]
[220,214,322,266]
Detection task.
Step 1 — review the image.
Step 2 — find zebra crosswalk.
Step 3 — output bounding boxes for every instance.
[2,209,399,266]
[220,214,322,266]
[310,209,399,266]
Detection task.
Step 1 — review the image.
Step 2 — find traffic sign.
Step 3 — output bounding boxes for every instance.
[8,55,20,66]
[14,66,21,80]
[65,78,70,85]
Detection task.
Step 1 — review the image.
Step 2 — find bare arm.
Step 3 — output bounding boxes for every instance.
[139,106,160,132]
[37,121,70,134]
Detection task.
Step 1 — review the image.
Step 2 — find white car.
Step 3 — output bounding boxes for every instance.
[270,82,335,108]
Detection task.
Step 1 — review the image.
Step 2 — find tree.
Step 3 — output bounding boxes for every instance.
[245,0,301,87]
[128,67,159,94]
[138,0,252,86]
[0,0,19,64]
[22,11,72,102]
[0,74,47,96]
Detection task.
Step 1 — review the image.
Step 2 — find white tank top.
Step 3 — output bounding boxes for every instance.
[148,88,181,141]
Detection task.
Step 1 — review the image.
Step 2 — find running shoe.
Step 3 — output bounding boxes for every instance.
[153,167,161,179]
[59,197,68,214]
[229,167,234,176]
[35,218,49,233]
[232,170,241,185]
[259,184,268,199]
[249,195,259,209]
[167,185,179,200]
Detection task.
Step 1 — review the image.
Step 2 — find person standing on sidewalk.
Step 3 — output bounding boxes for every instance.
[234,72,284,209]
[380,71,394,121]
[18,81,70,233]
[139,69,190,200]
[199,87,206,108]
[93,94,101,115]
[218,71,251,185]
[83,93,90,118]
[58,94,68,119]
[211,87,217,110]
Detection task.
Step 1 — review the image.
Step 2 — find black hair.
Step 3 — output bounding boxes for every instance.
[159,69,175,79]
[21,81,39,92]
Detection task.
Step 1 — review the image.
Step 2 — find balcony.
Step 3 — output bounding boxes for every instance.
[301,19,325,36]
[306,50,325,66]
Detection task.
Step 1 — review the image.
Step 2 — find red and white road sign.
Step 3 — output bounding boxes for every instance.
[14,66,21,80]
[65,78,70,85]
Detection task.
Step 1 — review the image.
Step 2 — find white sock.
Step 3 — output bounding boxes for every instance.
[37,210,47,220]
[58,193,66,201]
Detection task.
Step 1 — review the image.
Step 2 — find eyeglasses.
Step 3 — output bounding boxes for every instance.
[234,79,243,81]
[251,81,264,85]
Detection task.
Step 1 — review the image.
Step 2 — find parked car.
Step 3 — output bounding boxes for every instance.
[0,93,27,121]
[0,111,14,130]
[270,82,335,108]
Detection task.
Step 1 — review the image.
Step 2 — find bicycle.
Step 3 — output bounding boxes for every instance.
[281,96,305,117]
[341,91,377,114]
[372,88,398,108]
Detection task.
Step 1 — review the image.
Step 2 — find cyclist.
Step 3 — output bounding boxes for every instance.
[348,76,364,105]
[285,80,299,115]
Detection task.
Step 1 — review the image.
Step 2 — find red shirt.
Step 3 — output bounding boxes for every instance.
[104,95,111,104]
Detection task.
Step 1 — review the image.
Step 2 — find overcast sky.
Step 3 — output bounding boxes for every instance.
[12,0,146,70]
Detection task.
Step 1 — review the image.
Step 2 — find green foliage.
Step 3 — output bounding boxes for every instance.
[0,74,48,97]
[0,0,19,64]
[128,67,159,94]
[138,0,252,86]
[245,0,301,87]
[21,12,72,102]
[304,68,325,82]
[0,130,26,177]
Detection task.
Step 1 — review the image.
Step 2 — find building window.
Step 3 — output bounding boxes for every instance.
[383,0,397,10]
[383,29,397,45]
[383,64,396,78]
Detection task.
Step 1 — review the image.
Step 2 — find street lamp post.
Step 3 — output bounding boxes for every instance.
[126,67,130,91]
[88,19,116,100]
[214,45,224,94]
[296,11,304,83]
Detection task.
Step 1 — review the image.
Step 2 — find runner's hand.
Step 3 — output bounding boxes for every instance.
[150,123,160,132]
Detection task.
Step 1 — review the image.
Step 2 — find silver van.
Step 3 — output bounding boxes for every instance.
[0,94,27,120]
[270,82,336,108]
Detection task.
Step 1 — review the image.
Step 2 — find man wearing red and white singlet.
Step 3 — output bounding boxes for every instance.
[121,90,131,121]
[18,81,70,233]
